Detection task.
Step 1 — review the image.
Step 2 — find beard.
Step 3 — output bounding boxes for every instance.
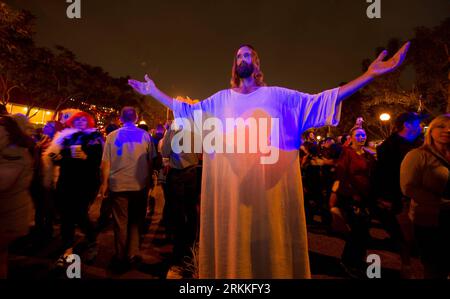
[236,62,254,79]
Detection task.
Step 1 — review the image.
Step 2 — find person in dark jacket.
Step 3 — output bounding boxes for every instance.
[44,111,103,266]
[373,112,425,278]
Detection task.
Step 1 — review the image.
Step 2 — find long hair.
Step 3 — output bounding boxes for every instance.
[424,114,450,146]
[230,44,266,88]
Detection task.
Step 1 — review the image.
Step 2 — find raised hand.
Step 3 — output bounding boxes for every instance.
[367,41,410,77]
[128,74,156,96]
[128,74,174,108]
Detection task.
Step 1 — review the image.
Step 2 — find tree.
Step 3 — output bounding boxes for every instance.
[337,39,422,140]
[0,2,35,106]
[0,3,167,125]
[20,47,60,117]
[49,46,86,115]
[410,18,449,114]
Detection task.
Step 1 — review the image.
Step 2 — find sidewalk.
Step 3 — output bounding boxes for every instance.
[8,184,423,279]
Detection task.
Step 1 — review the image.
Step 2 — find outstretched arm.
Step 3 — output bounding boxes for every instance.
[337,41,410,103]
[128,74,174,109]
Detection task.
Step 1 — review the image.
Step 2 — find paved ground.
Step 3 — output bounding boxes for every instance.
[7,184,424,279]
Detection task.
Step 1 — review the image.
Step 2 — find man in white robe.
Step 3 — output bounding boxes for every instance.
[129,43,409,278]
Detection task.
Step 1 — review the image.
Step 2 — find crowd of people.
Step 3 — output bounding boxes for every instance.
[0,106,205,279]
[0,42,448,280]
[1,105,449,279]
[299,112,449,279]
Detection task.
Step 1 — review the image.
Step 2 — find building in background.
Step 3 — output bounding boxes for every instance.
[5,102,54,125]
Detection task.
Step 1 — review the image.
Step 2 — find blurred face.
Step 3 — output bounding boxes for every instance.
[236,46,255,79]
[431,120,450,146]
[0,125,8,150]
[405,120,422,138]
[43,122,56,136]
[324,139,335,148]
[351,129,367,146]
[73,117,88,130]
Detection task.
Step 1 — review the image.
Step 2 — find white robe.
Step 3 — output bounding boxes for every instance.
[172,86,341,278]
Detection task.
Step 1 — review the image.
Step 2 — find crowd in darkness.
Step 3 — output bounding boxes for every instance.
[0,103,449,279]
[300,112,449,279]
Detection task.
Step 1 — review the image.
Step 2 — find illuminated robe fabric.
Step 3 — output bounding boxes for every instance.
[172,86,341,278]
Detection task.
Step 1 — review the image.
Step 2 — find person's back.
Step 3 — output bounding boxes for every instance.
[105,124,154,192]
[0,116,35,278]
[100,107,156,271]
[0,116,34,214]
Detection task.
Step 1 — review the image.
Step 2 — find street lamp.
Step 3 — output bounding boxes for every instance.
[379,113,391,122]
[379,113,392,139]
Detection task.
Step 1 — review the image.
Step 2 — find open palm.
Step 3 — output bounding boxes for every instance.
[128,74,155,96]
[367,41,410,77]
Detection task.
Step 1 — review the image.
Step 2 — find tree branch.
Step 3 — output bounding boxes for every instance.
[6,85,18,103]
[29,107,40,119]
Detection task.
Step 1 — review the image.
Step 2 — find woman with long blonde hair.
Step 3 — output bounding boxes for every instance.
[401,114,450,279]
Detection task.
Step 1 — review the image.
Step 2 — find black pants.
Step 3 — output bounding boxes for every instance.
[341,202,370,268]
[57,184,97,251]
[160,182,172,228]
[414,210,450,279]
[32,187,55,238]
[166,166,198,265]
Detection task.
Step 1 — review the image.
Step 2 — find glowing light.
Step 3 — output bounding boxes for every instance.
[316,136,322,141]
[379,113,391,121]
[139,120,147,125]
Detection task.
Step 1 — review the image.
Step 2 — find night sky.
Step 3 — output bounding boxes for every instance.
[4,0,450,100]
